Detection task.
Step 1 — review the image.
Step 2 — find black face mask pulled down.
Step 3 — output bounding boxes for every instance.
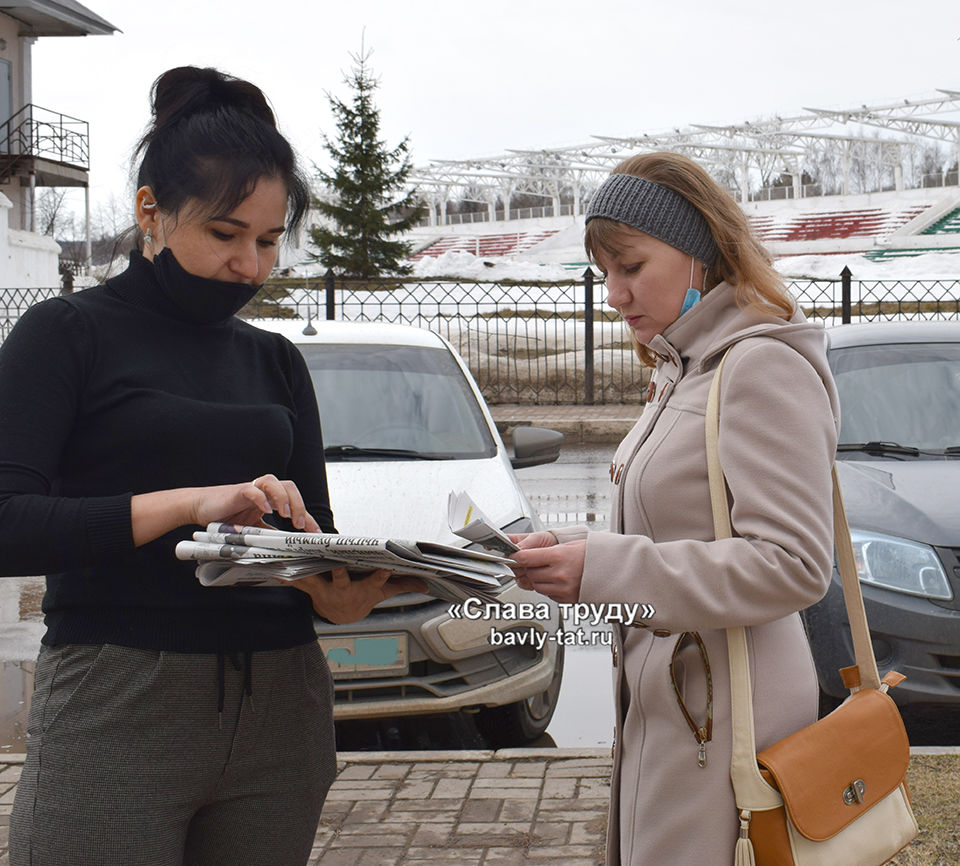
[152,247,261,325]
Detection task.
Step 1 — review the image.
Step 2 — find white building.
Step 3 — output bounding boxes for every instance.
[0,1,115,288]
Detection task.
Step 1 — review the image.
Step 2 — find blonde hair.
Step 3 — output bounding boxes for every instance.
[585,151,795,366]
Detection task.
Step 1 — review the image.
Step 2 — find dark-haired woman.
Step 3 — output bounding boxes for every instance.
[1,66,421,866]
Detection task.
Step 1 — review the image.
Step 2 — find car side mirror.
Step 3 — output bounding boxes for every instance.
[510,426,563,470]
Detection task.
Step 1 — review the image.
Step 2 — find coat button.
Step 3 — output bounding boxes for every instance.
[611,644,619,667]
[653,629,672,638]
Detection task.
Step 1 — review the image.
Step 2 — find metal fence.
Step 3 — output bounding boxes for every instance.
[0,104,90,168]
[0,286,63,343]
[4,272,960,404]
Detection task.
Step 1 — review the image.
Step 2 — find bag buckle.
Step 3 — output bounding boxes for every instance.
[842,779,866,805]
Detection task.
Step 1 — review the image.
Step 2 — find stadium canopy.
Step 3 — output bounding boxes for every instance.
[408,90,960,225]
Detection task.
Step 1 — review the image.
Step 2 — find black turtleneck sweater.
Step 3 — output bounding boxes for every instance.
[0,252,334,652]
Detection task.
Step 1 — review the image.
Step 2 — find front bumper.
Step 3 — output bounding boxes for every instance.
[314,586,563,721]
[803,568,960,705]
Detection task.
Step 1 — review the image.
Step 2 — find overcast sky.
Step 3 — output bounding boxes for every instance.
[29,0,960,218]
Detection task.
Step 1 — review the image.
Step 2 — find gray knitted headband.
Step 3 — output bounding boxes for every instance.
[585,173,719,266]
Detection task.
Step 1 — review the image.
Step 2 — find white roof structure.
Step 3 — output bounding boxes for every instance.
[409,90,960,225]
[0,0,116,36]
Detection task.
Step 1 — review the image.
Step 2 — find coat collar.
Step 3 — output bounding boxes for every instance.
[642,281,841,431]
[644,281,817,373]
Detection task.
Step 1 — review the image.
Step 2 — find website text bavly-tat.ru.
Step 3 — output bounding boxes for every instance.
[445,599,657,651]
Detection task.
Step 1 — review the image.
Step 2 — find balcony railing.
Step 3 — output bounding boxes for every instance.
[0,104,89,173]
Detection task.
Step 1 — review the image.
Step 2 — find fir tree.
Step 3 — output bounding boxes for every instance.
[310,49,427,278]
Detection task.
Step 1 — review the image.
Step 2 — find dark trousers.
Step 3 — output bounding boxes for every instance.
[10,641,337,866]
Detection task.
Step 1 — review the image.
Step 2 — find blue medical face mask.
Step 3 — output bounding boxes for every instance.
[679,256,703,316]
[680,287,701,315]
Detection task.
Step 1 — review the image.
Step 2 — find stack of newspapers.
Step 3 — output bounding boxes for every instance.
[175,522,514,604]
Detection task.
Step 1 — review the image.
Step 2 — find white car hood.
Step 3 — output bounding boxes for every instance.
[325,456,529,546]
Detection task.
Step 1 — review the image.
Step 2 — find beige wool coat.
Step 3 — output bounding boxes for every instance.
[553,282,840,866]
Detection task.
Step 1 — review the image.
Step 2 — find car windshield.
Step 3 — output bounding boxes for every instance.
[298,342,497,460]
[829,340,960,455]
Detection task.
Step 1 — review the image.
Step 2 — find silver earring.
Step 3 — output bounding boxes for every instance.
[144,228,153,245]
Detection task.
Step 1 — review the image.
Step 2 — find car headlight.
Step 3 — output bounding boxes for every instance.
[849,529,953,601]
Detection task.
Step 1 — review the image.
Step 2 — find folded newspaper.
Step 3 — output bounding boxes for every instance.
[176,523,514,604]
[447,490,519,554]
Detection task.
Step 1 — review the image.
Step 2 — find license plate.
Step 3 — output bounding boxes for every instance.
[318,633,410,679]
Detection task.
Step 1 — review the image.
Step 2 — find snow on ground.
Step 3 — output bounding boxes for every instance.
[409,250,574,281]
[78,246,960,287]
[82,245,960,286]
[774,251,960,281]
[410,248,960,283]
[406,246,960,283]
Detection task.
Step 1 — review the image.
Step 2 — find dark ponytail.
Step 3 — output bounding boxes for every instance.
[135,66,310,234]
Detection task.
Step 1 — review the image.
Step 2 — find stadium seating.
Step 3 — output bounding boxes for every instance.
[411,230,560,260]
[864,246,960,262]
[407,195,960,266]
[921,207,960,235]
[749,206,929,243]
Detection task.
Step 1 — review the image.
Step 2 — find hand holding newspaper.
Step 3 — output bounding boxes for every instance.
[176,522,514,604]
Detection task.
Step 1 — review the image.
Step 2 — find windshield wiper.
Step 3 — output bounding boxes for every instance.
[323,445,448,461]
[837,441,920,457]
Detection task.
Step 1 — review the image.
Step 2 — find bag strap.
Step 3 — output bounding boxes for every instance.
[704,347,881,808]
[830,467,881,691]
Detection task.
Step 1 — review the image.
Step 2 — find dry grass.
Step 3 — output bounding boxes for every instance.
[889,754,960,865]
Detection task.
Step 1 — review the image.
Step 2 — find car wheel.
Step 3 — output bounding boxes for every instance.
[474,643,565,747]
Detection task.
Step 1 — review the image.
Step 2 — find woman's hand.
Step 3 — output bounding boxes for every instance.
[510,530,559,550]
[131,474,320,547]
[508,530,558,591]
[510,540,586,604]
[291,567,428,624]
[190,474,320,532]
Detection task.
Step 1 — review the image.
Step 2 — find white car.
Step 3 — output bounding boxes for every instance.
[253,318,564,747]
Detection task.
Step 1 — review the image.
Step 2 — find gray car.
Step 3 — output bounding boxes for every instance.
[802,320,960,709]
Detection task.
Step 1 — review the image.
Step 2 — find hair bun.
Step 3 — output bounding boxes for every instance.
[134,64,309,237]
[150,66,276,132]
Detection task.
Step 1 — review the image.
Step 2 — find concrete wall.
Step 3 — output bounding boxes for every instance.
[0,179,26,233]
[0,22,59,289]
[0,14,26,109]
[0,13,31,232]
[0,192,60,287]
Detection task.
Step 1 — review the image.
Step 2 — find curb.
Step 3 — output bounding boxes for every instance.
[336,747,611,764]
[495,418,633,445]
[4,747,958,765]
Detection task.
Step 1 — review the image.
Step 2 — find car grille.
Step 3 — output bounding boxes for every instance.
[932,654,960,691]
[334,644,541,704]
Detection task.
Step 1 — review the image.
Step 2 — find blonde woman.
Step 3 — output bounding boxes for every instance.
[511,152,840,864]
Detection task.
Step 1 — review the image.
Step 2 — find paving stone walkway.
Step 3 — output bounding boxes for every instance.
[0,748,612,865]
